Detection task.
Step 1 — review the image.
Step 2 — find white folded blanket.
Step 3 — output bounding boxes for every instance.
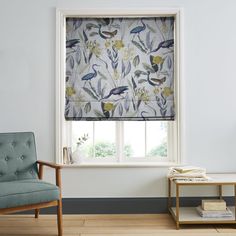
[167,166,207,179]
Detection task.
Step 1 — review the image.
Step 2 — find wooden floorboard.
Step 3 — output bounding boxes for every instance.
[0,214,236,235]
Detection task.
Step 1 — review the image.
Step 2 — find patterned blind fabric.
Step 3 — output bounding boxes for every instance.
[65,17,175,120]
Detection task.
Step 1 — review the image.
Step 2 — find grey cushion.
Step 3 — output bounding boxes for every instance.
[0,179,59,209]
[0,132,38,182]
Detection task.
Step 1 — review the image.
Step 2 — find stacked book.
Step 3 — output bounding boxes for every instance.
[196,199,232,218]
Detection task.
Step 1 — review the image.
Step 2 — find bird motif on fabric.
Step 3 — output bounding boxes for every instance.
[66,39,80,48]
[152,39,174,53]
[146,71,166,87]
[103,86,129,99]
[98,24,118,39]
[81,64,99,81]
[130,19,146,36]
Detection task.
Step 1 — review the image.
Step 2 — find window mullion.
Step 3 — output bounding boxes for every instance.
[120,122,124,162]
[145,121,147,158]
[167,121,171,162]
[116,121,123,163]
[93,121,95,158]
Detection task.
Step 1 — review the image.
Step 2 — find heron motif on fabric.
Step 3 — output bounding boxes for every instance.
[65,17,175,120]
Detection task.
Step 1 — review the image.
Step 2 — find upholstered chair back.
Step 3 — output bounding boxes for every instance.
[0,132,38,182]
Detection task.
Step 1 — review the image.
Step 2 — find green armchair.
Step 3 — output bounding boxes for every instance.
[0,132,63,236]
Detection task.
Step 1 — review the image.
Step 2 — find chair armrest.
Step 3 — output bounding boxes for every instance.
[37,160,62,169]
[36,161,62,188]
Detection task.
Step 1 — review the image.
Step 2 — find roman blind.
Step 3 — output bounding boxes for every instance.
[65,17,175,121]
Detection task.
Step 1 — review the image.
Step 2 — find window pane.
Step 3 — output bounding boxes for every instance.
[71,120,168,163]
[146,121,167,158]
[94,121,116,158]
[124,121,145,158]
[71,121,93,158]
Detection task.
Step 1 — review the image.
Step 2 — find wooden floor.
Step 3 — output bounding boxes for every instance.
[0,214,236,236]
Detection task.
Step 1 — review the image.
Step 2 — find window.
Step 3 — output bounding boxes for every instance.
[56,9,181,165]
[67,120,177,164]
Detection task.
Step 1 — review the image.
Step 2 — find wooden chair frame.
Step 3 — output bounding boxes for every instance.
[0,161,63,236]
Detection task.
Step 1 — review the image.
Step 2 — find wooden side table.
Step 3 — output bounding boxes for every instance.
[168,173,236,229]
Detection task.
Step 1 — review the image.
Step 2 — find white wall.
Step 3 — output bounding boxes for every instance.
[0,0,236,198]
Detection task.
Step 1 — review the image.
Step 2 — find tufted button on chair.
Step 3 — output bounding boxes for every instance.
[0,132,63,236]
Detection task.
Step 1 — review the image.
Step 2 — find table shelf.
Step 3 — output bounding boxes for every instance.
[168,173,236,229]
[170,206,235,223]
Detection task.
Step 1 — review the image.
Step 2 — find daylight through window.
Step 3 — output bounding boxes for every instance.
[69,120,174,164]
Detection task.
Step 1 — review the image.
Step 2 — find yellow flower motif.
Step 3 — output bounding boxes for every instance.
[105,40,111,48]
[66,87,76,97]
[94,48,101,57]
[152,56,164,65]
[135,88,150,104]
[153,87,159,94]
[86,41,93,50]
[113,40,124,50]
[104,102,114,112]
[162,87,173,97]
[86,41,101,57]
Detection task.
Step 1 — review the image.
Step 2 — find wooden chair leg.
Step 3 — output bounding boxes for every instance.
[57,199,63,236]
[35,209,40,218]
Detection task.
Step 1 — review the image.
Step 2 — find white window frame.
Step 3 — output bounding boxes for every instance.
[56,8,183,166]
[70,121,170,163]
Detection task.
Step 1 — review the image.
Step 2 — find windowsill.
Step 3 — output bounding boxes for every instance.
[60,162,180,168]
